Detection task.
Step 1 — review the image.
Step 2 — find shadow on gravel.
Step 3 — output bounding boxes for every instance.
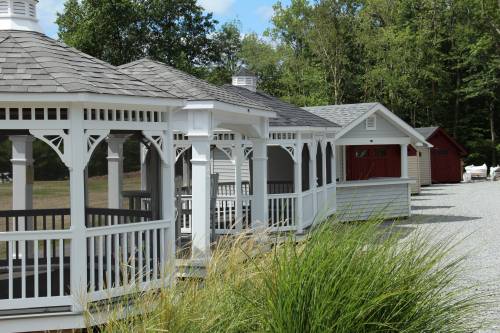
[411,205,455,210]
[401,214,482,224]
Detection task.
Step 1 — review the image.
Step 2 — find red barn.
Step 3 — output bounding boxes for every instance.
[416,127,467,184]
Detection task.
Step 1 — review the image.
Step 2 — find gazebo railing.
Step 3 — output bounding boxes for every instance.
[268,193,297,231]
[85,208,153,228]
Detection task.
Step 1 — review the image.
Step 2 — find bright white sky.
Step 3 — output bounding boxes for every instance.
[37,0,290,38]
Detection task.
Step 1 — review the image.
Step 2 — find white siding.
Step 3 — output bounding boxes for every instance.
[342,113,407,139]
[336,145,344,181]
[211,149,250,183]
[408,155,421,194]
[417,147,431,186]
[337,183,410,221]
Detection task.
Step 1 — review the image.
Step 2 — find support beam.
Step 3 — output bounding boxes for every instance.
[233,134,243,232]
[140,143,148,191]
[68,105,87,312]
[310,142,317,214]
[294,138,303,233]
[251,138,268,230]
[401,143,409,179]
[9,136,34,215]
[107,135,127,209]
[190,136,211,258]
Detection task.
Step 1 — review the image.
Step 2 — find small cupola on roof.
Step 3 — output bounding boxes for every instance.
[232,67,257,92]
[0,0,42,32]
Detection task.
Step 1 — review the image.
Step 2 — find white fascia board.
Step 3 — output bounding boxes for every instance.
[183,100,276,118]
[0,92,184,108]
[269,126,339,133]
[336,137,411,146]
[335,103,432,148]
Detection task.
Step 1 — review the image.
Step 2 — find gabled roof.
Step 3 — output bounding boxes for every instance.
[304,102,432,147]
[415,127,439,139]
[224,85,339,128]
[416,127,467,155]
[303,103,379,127]
[119,58,269,111]
[0,31,172,98]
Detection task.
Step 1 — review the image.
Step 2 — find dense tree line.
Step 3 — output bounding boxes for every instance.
[0,0,497,179]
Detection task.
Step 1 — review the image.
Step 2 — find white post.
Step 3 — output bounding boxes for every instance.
[190,136,211,258]
[9,136,34,259]
[294,137,303,233]
[310,142,317,214]
[107,135,127,209]
[161,120,176,277]
[69,105,87,312]
[233,134,243,232]
[321,139,327,208]
[401,143,409,179]
[251,138,268,230]
[10,135,34,215]
[331,143,337,213]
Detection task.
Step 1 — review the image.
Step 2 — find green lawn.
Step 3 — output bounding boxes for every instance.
[0,172,141,211]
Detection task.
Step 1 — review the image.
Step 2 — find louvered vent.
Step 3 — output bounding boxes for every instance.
[28,3,35,17]
[366,115,377,130]
[0,1,9,14]
[13,1,26,15]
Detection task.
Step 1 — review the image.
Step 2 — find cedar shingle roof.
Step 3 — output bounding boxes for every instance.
[119,59,269,111]
[224,85,338,128]
[0,30,173,97]
[303,103,379,127]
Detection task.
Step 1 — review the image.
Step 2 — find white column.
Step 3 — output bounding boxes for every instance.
[161,123,176,277]
[190,136,211,259]
[68,105,87,312]
[107,135,127,209]
[321,139,327,206]
[251,138,268,230]
[310,142,317,213]
[331,144,337,212]
[233,135,243,232]
[401,143,409,179]
[9,136,34,216]
[294,138,303,233]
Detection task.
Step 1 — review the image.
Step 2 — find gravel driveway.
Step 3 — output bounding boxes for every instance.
[404,181,500,331]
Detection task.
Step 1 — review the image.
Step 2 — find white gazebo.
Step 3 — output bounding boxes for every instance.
[0,2,274,331]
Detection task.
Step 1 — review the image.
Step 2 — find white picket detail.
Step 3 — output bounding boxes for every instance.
[0,230,72,311]
[86,220,171,302]
[268,194,297,231]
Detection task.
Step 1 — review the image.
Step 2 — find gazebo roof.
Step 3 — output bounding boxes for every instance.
[119,58,270,111]
[0,30,173,98]
[224,85,339,128]
[303,103,379,127]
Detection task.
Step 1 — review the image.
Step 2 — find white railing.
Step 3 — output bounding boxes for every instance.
[214,196,236,234]
[0,230,73,312]
[302,191,315,229]
[179,195,192,234]
[86,220,171,302]
[268,194,297,231]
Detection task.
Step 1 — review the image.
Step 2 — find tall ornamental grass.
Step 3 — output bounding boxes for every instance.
[93,219,484,332]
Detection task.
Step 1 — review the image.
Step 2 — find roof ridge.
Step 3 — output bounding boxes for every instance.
[6,32,69,92]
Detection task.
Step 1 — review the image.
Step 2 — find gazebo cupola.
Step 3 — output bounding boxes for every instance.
[0,0,42,32]
[232,67,258,92]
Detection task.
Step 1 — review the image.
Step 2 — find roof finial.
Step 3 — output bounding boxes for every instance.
[0,0,42,32]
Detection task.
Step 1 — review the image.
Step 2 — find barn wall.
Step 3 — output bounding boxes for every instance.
[342,113,407,139]
[417,147,432,186]
[337,182,410,221]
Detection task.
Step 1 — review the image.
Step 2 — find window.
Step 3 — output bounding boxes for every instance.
[366,115,376,130]
[355,150,368,158]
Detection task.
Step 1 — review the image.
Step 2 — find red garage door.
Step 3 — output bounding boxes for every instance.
[346,145,401,180]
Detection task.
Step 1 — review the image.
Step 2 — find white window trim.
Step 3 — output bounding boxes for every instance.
[366,115,376,130]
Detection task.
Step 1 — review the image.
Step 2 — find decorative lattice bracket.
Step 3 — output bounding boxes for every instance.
[175,145,191,162]
[30,130,71,168]
[84,129,110,167]
[280,145,296,163]
[143,130,168,164]
[244,146,253,159]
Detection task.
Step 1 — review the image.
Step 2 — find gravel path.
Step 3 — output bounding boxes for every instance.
[405,181,500,331]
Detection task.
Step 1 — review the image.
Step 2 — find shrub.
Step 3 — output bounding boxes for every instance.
[93,219,484,332]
